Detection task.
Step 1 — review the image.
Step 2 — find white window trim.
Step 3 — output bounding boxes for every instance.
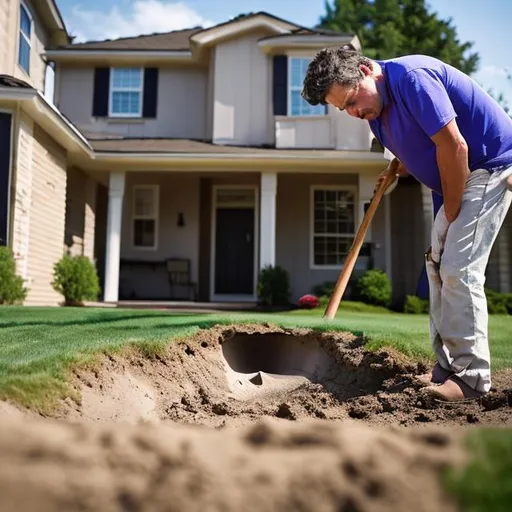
[109,67,144,118]
[309,184,358,270]
[287,56,327,118]
[18,0,32,75]
[131,185,159,251]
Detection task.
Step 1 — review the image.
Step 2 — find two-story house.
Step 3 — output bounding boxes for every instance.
[1,5,510,306]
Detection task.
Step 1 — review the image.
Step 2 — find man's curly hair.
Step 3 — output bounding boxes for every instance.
[301,46,373,106]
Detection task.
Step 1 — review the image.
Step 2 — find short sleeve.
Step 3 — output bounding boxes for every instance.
[398,68,456,138]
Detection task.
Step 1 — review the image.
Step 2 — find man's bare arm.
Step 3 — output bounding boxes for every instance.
[431,119,469,222]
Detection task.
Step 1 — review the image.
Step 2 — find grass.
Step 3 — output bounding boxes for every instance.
[444,429,512,512]
[0,305,511,411]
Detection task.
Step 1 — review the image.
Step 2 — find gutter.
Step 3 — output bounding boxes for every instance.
[0,86,93,156]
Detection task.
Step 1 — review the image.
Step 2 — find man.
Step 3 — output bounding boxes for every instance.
[301,47,512,401]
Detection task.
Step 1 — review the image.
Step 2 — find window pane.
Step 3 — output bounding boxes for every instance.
[134,220,155,247]
[291,58,305,87]
[112,91,140,115]
[18,35,30,73]
[134,188,155,216]
[113,68,142,89]
[20,5,31,36]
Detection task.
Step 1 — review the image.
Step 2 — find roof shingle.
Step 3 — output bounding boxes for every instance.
[56,27,201,51]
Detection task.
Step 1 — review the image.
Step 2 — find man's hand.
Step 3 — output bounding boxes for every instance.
[431,204,450,263]
[374,157,409,195]
[431,119,469,222]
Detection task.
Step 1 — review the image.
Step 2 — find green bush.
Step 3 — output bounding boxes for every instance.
[52,254,100,306]
[485,288,512,315]
[257,265,290,308]
[0,246,28,305]
[404,295,429,314]
[312,281,336,297]
[354,269,392,308]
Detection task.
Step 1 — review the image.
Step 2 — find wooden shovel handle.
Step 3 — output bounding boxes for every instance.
[323,162,399,319]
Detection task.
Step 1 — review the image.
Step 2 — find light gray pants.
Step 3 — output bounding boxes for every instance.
[426,166,512,393]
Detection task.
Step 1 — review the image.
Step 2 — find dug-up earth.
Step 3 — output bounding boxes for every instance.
[1,323,512,512]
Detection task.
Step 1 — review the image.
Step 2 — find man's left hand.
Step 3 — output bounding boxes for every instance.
[431,204,450,263]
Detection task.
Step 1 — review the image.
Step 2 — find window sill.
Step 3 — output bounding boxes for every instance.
[104,118,146,124]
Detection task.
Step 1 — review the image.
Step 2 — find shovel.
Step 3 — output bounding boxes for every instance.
[323,159,400,319]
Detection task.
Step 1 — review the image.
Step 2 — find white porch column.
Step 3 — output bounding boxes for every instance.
[259,173,277,268]
[104,172,125,302]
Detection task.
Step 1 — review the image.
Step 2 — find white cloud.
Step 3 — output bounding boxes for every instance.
[67,1,214,42]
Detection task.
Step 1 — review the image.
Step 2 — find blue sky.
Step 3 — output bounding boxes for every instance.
[55,0,512,104]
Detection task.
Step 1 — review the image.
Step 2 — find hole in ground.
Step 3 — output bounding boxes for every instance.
[221,333,388,401]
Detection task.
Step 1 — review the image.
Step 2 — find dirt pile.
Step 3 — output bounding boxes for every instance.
[55,323,512,428]
[0,414,466,512]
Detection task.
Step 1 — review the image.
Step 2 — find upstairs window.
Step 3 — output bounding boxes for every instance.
[18,2,31,75]
[110,68,143,117]
[289,58,326,116]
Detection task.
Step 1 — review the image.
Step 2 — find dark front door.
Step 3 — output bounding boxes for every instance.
[215,207,254,295]
[0,113,12,246]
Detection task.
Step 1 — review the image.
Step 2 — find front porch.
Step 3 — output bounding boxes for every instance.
[97,167,394,305]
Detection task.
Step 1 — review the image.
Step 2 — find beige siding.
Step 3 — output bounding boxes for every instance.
[212,30,273,146]
[24,124,67,305]
[57,65,208,139]
[84,178,97,259]
[275,173,388,302]
[64,167,97,259]
[12,0,50,92]
[11,112,34,281]
[0,0,17,76]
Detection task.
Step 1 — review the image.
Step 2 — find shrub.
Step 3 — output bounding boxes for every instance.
[354,269,392,308]
[0,246,28,305]
[485,288,512,315]
[312,281,336,297]
[52,254,100,306]
[297,294,319,309]
[257,265,290,308]
[404,295,429,314]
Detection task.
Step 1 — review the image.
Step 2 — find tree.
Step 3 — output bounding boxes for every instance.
[318,0,480,75]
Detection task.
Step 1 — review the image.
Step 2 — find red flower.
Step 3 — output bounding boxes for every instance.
[298,294,319,309]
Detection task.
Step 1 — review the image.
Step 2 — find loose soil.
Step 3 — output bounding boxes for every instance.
[1,322,511,511]
[53,323,512,428]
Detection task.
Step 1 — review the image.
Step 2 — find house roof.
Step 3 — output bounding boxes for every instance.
[88,138,386,159]
[89,138,282,154]
[55,27,202,51]
[47,11,351,53]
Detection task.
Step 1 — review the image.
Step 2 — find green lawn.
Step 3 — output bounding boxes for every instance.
[1,305,511,411]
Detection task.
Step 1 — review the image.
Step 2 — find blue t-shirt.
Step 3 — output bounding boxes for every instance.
[369,55,512,195]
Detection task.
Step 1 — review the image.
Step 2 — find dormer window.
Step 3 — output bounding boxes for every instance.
[18,2,31,75]
[289,58,326,116]
[109,68,143,117]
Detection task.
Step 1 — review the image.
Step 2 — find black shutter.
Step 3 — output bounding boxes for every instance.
[143,68,158,118]
[93,67,110,117]
[273,55,288,115]
[0,113,12,246]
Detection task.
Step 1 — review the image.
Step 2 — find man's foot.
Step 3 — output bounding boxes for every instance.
[414,363,453,387]
[424,376,486,402]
